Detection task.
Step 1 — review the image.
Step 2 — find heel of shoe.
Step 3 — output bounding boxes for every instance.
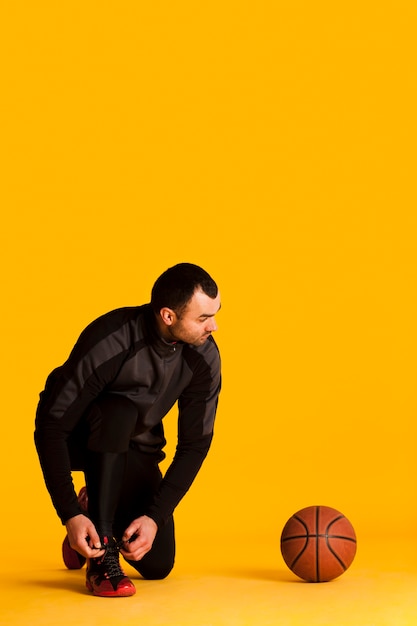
[62,535,87,570]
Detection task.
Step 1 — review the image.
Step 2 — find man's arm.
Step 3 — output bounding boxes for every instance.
[144,339,221,528]
[34,311,132,523]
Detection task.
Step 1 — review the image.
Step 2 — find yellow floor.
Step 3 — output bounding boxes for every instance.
[3,534,417,626]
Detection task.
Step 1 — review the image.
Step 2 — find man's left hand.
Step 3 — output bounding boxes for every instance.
[120,515,158,561]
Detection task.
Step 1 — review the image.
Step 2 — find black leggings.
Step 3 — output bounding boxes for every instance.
[68,394,175,579]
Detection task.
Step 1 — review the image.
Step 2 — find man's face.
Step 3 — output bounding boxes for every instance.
[166,289,221,346]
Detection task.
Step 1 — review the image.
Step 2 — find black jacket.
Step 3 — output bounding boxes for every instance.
[35,304,221,527]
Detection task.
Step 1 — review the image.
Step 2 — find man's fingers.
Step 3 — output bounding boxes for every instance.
[122,525,140,543]
[85,546,106,558]
[120,516,157,561]
[120,544,148,561]
[85,524,103,550]
[88,535,103,550]
[120,531,153,561]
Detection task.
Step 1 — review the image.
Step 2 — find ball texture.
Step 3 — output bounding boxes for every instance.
[280,505,357,582]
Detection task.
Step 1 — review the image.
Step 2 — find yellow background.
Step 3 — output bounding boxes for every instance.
[1,0,416,568]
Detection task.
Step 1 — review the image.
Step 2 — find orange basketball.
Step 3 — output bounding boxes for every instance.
[280,505,357,582]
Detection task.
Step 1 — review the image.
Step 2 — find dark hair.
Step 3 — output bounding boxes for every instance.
[151,263,218,315]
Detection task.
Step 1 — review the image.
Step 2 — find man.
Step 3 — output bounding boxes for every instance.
[35,263,221,597]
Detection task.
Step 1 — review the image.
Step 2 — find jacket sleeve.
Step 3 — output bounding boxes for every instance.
[145,339,221,527]
[34,315,130,523]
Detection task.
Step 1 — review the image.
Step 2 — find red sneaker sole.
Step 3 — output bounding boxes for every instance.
[86,580,136,597]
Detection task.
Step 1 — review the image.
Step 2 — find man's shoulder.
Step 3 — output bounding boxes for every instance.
[75,304,150,349]
[91,304,148,326]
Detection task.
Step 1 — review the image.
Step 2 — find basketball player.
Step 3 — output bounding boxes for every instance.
[35,263,221,597]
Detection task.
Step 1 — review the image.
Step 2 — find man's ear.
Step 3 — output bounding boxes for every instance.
[159,307,176,327]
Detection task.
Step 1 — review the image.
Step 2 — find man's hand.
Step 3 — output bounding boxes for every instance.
[119,515,158,561]
[65,514,105,559]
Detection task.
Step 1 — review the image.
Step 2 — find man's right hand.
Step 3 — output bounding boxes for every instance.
[65,514,105,559]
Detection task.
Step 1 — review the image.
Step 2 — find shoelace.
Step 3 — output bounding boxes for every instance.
[101,546,125,579]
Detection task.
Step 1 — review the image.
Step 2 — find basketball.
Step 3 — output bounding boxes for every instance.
[280,505,357,582]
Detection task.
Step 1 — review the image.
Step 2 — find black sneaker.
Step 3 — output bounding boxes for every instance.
[86,537,136,597]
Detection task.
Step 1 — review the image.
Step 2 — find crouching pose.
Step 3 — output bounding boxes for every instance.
[35,263,221,597]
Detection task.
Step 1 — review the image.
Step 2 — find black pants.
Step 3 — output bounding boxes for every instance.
[67,394,175,580]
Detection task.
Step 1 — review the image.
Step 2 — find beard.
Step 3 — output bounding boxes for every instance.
[168,325,211,346]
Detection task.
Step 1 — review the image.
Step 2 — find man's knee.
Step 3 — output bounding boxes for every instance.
[126,557,175,580]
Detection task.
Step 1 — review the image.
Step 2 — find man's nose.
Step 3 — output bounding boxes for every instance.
[207,317,217,332]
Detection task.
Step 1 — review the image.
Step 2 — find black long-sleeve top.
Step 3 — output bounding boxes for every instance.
[34,304,221,528]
